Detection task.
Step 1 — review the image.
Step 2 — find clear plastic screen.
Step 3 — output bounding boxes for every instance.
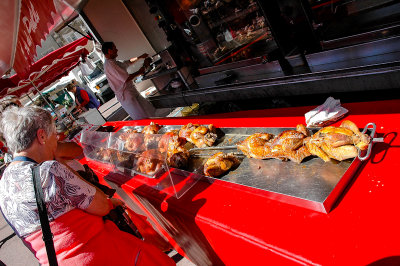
[79,126,201,198]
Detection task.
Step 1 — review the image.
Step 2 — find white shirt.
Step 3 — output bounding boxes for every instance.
[104,58,134,100]
[103,58,154,120]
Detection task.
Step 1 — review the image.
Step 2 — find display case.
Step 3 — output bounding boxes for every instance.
[80,125,202,198]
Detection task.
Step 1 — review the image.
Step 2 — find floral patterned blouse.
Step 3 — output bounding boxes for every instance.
[0,160,96,237]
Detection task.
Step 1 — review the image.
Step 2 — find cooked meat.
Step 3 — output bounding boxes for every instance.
[136,149,165,176]
[116,151,135,163]
[124,132,144,152]
[96,148,112,161]
[158,130,179,153]
[167,135,190,169]
[340,120,371,150]
[269,129,308,151]
[306,120,371,161]
[263,145,311,164]
[179,123,199,141]
[203,152,240,177]
[320,143,358,161]
[118,129,138,141]
[237,125,310,163]
[189,124,218,148]
[236,133,274,159]
[305,141,331,162]
[142,122,163,134]
[296,124,311,137]
[158,131,189,169]
[143,122,163,149]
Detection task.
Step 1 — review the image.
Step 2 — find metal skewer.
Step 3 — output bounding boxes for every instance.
[189,145,237,152]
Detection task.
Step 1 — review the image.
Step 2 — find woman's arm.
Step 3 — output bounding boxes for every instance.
[85,191,124,216]
[51,161,124,217]
[55,141,83,160]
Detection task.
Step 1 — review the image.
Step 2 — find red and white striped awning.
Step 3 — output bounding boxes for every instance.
[0,0,84,77]
[0,36,91,98]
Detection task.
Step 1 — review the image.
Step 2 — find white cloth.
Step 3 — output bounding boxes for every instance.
[104,58,155,120]
[305,97,348,127]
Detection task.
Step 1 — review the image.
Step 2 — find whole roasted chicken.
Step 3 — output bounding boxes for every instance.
[189,124,218,148]
[158,130,189,169]
[143,122,163,148]
[143,122,163,135]
[166,135,190,169]
[158,130,179,153]
[136,149,164,176]
[119,129,144,152]
[96,148,113,161]
[179,123,199,141]
[236,133,274,159]
[237,124,311,163]
[305,120,371,161]
[203,152,240,177]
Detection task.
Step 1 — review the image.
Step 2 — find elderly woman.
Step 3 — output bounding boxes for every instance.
[0,96,83,164]
[0,106,174,265]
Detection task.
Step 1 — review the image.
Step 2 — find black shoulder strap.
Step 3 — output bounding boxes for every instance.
[32,165,59,266]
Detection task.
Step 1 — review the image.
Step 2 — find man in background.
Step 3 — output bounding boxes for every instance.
[102,42,155,120]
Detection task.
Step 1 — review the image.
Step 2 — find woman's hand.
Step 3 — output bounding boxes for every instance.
[110,198,125,208]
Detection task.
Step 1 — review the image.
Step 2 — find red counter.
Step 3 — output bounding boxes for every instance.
[85,99,400,265]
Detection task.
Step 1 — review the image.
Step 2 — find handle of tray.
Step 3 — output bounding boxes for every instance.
[358,122,384,161]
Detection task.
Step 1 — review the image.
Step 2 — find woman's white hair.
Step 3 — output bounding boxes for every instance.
[0,106,54,154]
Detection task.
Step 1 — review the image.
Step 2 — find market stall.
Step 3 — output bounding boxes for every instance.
[79,99,400,265]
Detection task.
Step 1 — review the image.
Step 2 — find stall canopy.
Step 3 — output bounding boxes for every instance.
[0,36,91,98]
[0,0,84,78]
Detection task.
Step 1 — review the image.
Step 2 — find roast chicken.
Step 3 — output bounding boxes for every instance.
[143,122,163,135]
[158,131,189,169]
[136,149,164,176]
[305,120,371,161]
[166,135,190,169]
[203,152,240,177]
[237,124,311,163]
[143,122,163,148]
[96,147,113,161]
[119,129,145,152]
[158,130,179,153]
[189,124,218,148]
[236,133,274,159]
[179,123,199,141]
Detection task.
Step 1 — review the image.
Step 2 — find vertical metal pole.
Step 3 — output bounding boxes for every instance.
[28,80,58,116]
[26,93,34,102]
